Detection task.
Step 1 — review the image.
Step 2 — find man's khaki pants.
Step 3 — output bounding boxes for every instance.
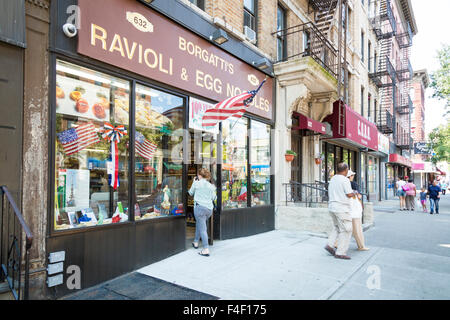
[327,211,353,256]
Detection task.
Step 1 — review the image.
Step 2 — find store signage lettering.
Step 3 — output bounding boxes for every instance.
[78,0,273,120]
[357,120,371,141]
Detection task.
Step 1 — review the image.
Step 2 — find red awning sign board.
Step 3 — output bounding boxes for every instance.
[292,112,326,135]
[412,162,425,170]
[389,154,412,167]
[323,101,379,151]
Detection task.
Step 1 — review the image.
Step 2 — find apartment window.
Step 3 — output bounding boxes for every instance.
[303,30,310,54]
[188,0,205,10]
[276,4,287,61]
[374,52,377,72]
[368,93,371,119]
[244,0,257,32]
[368,41,371,71]
[361,87,365,117]
[361,31,364,62]
[374,99,378,123]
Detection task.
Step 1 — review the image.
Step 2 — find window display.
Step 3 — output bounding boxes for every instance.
[222,117,248,209]
[251,120,271,206]
[134,84,184,220]
[54,60,130,230]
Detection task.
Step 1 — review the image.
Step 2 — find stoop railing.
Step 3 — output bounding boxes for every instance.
[0,186,33,300]
[284,181,328,207]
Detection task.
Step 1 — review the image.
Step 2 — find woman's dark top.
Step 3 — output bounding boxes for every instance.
[351,181,360,193]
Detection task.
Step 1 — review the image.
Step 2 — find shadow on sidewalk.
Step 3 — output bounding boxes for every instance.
[61,272,219,300]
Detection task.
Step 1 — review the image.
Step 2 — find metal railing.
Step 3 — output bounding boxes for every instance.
[284,181,328,207]
[376,109,394,134]
[369,55,396,88]
[396,21,413,48]
[272,22,338,78]
[371,0,397,40]
[1,186,33,300]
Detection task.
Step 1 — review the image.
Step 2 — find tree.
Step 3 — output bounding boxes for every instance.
[428,123,450,164]
[430,44,450,114]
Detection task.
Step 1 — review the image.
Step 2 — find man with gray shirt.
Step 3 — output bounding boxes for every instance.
[324,163,355,260]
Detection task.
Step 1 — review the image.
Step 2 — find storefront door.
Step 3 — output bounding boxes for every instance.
[290,132,302,183]
[186,130,217,245]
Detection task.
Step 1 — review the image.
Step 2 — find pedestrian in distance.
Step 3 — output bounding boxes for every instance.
[188,168,217,256]
[396,176,407,211]
[419,187,428,213]
[428,180,442,214]
[324,162,355,260]
[442,181,447,195]
[405,178,417,211]
[346,170,369,251]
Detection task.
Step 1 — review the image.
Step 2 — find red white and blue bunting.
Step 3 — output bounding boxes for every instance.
[102,123,127,190]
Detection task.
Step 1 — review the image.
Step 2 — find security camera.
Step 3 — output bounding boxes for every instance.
[63,23,77,38]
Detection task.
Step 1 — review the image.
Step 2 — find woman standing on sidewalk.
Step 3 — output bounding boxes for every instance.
[188,168,217,257]
[396,177,407,211]
[347,170,369,251]
[405,179,417,211]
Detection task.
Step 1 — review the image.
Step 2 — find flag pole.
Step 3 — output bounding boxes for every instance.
[228,76,268,133]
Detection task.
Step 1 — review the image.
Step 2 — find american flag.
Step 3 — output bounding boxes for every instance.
[201,79,266,127]
[136,131,157,160]
[57,123,100,155]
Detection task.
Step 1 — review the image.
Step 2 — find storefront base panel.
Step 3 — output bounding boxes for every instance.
[45,217,185,299]
[219,206,275,240]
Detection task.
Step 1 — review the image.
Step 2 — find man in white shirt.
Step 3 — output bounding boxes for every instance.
[324,163,355,260]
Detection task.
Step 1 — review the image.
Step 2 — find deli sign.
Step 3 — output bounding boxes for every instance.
[77,0,273,120]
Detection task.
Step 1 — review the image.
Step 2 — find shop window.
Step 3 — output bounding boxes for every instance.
[54,60,130,230]
[134,84,184,221]
[250,120,271,206]
[222,117,248,209]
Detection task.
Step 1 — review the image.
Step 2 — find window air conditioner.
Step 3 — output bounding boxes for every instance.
[244,25,256,44]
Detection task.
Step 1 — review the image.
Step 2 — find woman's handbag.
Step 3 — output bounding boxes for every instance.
[402,184,410,192]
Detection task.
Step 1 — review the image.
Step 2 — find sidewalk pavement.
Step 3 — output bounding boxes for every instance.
[62,197,450,300]
[136,230,380,300]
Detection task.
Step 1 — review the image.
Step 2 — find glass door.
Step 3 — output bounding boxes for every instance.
[186,130,217,243]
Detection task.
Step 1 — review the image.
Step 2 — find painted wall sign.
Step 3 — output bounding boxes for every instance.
[77,0,273,120]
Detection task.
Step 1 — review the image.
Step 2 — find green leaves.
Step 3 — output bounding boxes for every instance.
[428,124,450,164]
[430,44,450,112]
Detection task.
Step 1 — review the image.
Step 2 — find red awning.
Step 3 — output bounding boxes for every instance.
[323,101,379,151]
[389,154,412,167]
[292,112,326,135]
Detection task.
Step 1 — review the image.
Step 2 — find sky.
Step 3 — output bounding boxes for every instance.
[410,0,450,137]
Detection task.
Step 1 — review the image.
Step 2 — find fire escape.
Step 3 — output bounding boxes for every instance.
[394,21,413,150]
[308,0,349,136]
[369,0,396,135]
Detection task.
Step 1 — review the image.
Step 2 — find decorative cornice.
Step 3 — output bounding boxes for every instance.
[26,0,49,10]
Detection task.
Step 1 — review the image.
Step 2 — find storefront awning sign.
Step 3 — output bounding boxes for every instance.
[388,154,412,167]
[324,101,379,151]
[77,0,273,120]
[412,162,425,171]
[292,113,326,135]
